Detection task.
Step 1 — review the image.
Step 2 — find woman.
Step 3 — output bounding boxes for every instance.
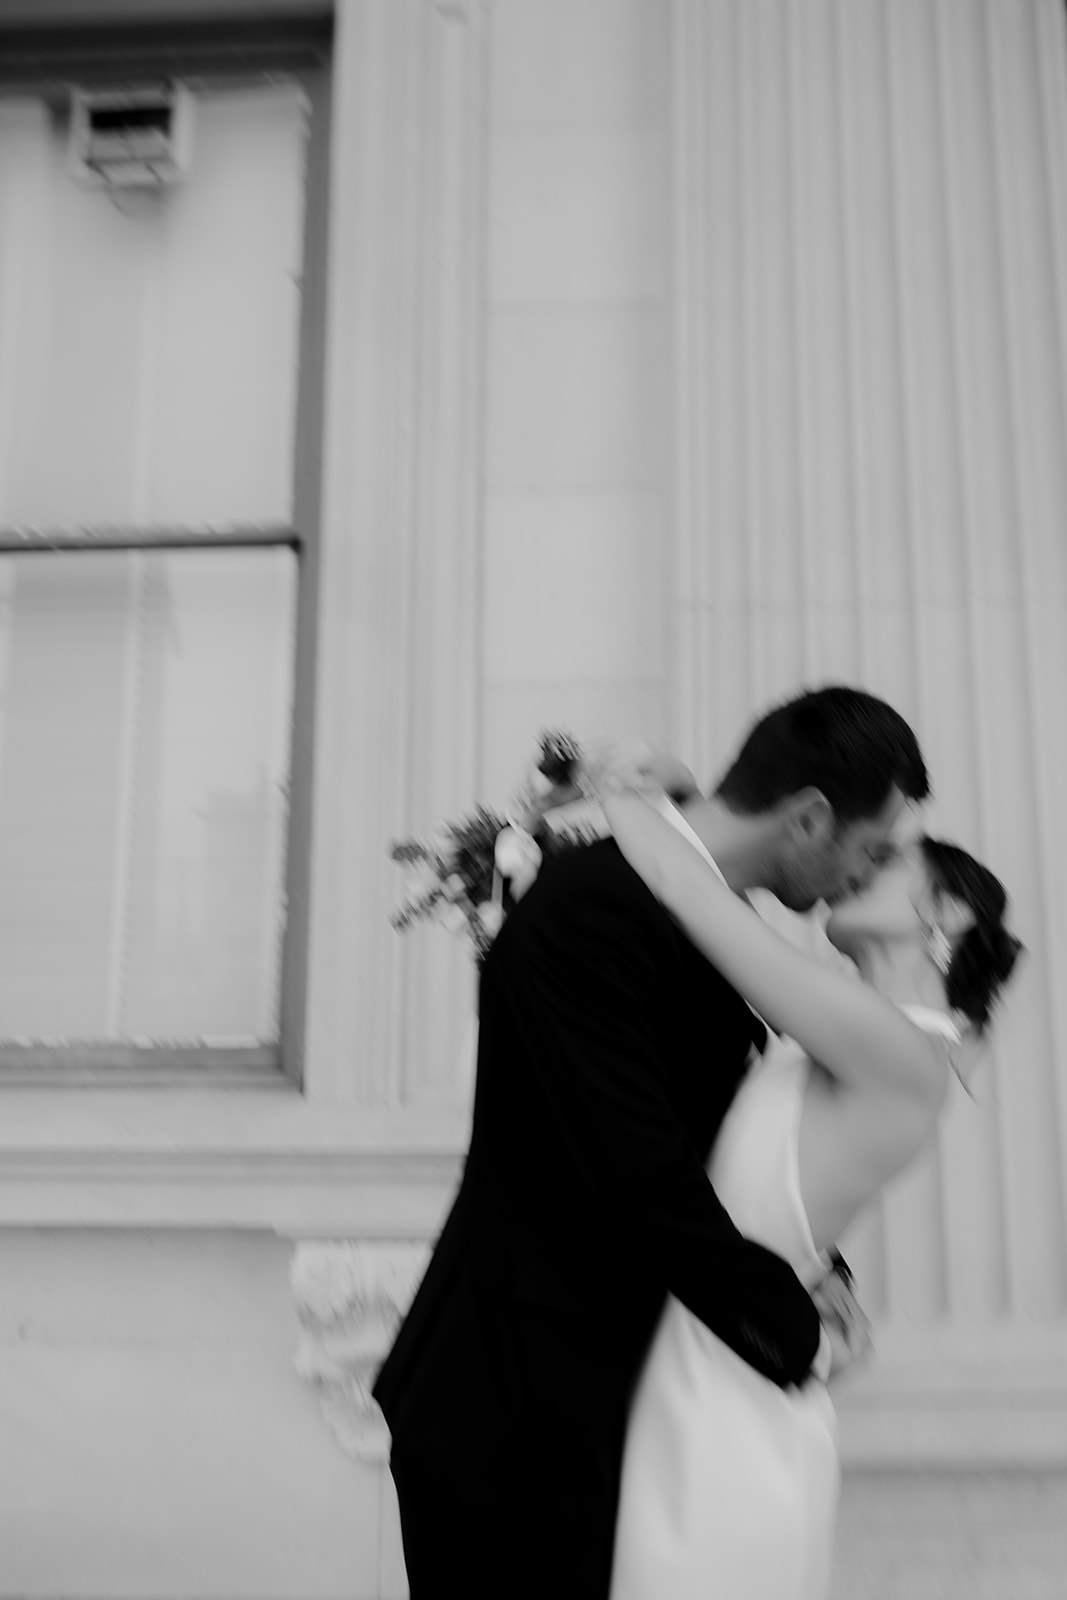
[589,760,1022,1600]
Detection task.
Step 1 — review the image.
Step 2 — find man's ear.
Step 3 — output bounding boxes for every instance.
[785,787,835,848]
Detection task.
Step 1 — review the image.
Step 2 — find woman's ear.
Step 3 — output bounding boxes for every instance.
[937,890,977,943]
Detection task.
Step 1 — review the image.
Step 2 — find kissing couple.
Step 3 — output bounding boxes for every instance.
[374,684,1022,1600]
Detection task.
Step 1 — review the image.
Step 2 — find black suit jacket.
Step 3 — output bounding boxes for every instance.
[373,838,821,1587]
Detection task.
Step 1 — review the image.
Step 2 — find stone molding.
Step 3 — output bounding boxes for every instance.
[290,1238,430,1461]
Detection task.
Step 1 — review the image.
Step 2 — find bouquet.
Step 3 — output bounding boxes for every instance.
[389,731,604,963]
[390,804,509,962]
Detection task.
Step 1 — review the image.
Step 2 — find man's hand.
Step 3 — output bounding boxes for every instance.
[810,1252,873,1382]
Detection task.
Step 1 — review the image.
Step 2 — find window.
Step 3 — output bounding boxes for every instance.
[0,14,331,1082]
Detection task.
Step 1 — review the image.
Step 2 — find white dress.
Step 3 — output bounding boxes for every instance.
[610,1005,958,1600]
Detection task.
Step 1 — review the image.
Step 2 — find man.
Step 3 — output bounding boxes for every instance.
[373,685,929,1599]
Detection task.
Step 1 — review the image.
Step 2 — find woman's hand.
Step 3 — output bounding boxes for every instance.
[581,738,701,804]
[810,1255,874,1382]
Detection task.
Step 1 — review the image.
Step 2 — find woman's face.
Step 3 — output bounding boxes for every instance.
[825,841,936,957]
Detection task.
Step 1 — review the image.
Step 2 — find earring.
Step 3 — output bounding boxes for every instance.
[924,922,952,976]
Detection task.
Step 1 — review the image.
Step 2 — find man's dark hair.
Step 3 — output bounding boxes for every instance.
[714,685,930,823]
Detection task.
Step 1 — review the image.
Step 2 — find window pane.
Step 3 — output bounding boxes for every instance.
[0,82,307,527]
[0,549,295,1043]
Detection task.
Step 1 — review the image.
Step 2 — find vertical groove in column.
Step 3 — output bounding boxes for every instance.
[711,0,749,750]
[876,0,919,713]
[983,0,1067,1313]
[833,0,888,1317]
[826,0,862,681]
[983,0,1056,1314]
[1027,0,1067,1282]
[784,0,813,683]
[880,0,948,1324]
[751,0,801,702]
[932,0,1011,1323]
[1000,0,1067,1310]
[669,0,706,769]
[787,0,858,685]
[1032,0,1067,1295]
[672,0,750,779]
[680,0,752,772]
[690,0,715,771]
[736,0,762,713]
[979,2,1030,1324]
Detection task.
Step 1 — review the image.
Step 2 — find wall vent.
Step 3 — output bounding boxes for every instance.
[69,83,195,189]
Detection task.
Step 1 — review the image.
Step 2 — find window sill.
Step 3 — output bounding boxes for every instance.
[0,1083,467,1232]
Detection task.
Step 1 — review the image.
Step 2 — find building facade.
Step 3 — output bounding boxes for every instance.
[0,1,1065,1596]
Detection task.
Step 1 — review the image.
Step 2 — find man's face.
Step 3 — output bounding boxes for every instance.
[773,785,909,912]
[825,837,930,955]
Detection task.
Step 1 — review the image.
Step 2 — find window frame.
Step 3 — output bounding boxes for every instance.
[0,0,489,1238]
[0,17,333,1086]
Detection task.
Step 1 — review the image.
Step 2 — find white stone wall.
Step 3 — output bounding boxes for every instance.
[0,1231,386,1599]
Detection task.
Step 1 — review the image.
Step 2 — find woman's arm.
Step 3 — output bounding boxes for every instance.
[602,789,944,1100]
[578,739,702,804]
[637,748,702,802]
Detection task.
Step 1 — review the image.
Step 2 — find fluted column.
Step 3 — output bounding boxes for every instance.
[670,0,1067,1461]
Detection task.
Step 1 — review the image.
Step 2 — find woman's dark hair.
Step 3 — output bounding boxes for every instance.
[715,685,930,824]
[919,836,1023,1034]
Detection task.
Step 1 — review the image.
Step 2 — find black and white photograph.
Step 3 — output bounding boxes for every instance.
[0,2,1063,1598]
